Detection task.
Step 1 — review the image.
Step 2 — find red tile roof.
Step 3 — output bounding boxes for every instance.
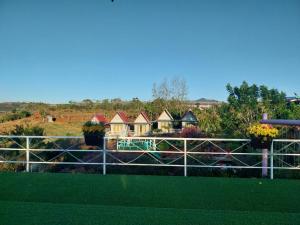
[92,114,108,124]
[140,111,151,124]
[117,111,129,123]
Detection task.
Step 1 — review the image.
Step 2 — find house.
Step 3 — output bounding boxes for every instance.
[188,98,221,110]
[157,109,174,133]
[91,114,108,124]
[109,111,130,137]
[91,114,110,133]
[46,115,56,123]
[286,97,300,105]
[134,112,151,136]
[181,110,198,128]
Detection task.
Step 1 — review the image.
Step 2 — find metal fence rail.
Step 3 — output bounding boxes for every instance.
[0,135,299,179]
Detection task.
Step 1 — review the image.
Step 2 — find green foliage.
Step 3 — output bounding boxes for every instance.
[219,81,294,138]
[10,124,44,136]
[195,107,222,137]
[0,110,32,123]
[82,121,105,135]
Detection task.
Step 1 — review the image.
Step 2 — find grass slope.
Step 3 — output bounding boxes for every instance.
[0,173,299,225]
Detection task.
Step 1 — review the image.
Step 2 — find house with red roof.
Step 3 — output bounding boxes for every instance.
[134,112,151,136]
[91,114,108,124]
[109,111,130,137]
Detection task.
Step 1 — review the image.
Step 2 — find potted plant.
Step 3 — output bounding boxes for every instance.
[247,123,279,149]
[82,121,106,147]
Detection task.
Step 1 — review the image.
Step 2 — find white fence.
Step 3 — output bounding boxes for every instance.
[0,135,299,179]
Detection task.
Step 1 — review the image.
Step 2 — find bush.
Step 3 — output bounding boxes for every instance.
[10,124,44,136]
[181,126,203,138]
[82,121,105,146]
[0,110,32,123]
[82,121,105,135]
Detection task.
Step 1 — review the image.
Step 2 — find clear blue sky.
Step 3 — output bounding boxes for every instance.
[0,0,299,103]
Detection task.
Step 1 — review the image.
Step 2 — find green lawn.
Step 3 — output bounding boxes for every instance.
[0,173,299,225]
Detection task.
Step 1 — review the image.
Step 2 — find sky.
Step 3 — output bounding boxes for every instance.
[0,0,300,103]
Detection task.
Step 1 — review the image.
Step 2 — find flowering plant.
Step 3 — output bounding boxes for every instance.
[247,124,278,149]
[248,124,279,138]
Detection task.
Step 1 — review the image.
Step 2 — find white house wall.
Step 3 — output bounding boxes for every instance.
[134,114,148,123]
[157,111,172,121]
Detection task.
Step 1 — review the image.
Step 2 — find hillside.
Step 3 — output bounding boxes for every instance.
[0,111,99,136]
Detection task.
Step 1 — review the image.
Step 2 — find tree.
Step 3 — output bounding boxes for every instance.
[152,77,188,114]
[220,82,261,137]
[219,81,291,137]
[259,85,288,119]
[152,77,188,101]
[195,107,221,137]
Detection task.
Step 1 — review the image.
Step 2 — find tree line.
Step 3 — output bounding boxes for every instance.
[2,79,300,139]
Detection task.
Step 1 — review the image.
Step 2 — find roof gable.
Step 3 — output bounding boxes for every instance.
[110,111,129,123]
[181,110,198,122]
[157,110,174,121]
[91,114,108,124]
[134,112,151,124]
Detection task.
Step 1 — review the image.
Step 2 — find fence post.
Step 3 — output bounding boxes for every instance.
[262,148,268,177]
[26,137,30,172]
[270,141,274,180]
[184,139,187,177]
[103,137,106,175]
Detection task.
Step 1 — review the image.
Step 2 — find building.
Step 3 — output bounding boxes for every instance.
[286,97,300,105]
[181,110,198,128]
[134,112,151,136]
[46,115,56,123]
[188,99,221,110]
[157,109,174,133]
[91,114,110,132]
[91,114,108,124]
[109,111,130,137]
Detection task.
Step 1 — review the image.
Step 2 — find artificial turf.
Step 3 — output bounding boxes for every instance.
[0,172,299,225]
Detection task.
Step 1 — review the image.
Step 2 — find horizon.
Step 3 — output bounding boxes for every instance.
[0,97,223,104]
[1,0,299,103]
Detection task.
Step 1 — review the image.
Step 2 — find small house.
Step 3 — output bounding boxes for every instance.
[157,110,174,133]
[91,114,108,124]
[181,110,198,128]
[134,112,151,136]
[91,114,110,133]
[109,111,130,137]
[46,115,56,123]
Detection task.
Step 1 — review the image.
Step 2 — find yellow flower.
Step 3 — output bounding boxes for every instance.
[248,123,278,138]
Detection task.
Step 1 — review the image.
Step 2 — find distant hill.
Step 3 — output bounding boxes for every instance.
[188,98,221,104]
[196,98,219,102]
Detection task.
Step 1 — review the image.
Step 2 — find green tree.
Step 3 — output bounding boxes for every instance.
[195,107,221,137]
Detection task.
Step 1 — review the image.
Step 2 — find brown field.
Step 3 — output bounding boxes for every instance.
[0,112,101,136]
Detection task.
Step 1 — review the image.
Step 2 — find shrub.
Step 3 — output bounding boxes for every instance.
[247,123,279,138]
[82,121,105,135]
[10,124,44,136]
[181,126,202,138]
[247,123,279,149]
[82,121,106,146]
[0,110,31,123]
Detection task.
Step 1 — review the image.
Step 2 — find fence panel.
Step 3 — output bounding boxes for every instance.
[0,135,300,178]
